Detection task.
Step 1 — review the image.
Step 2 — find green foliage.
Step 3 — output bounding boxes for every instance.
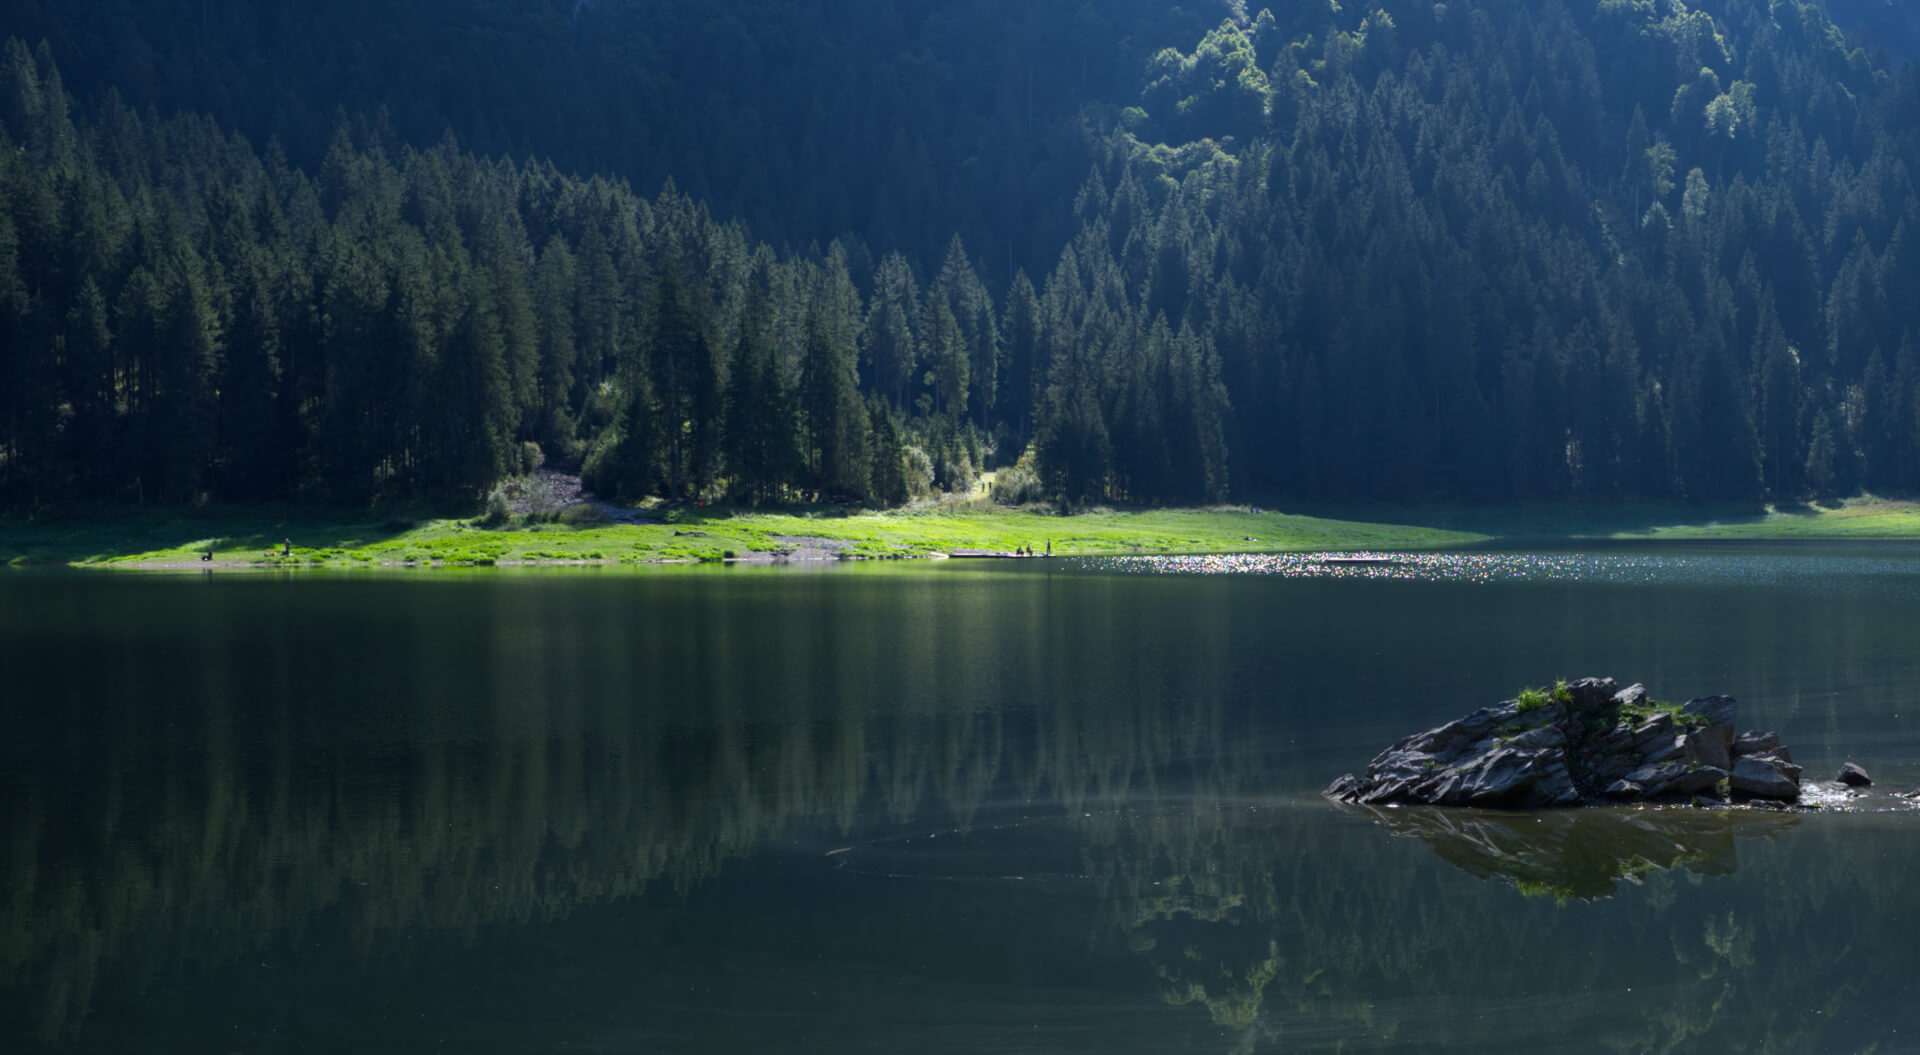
[1514,681,1573,714]
[476,489,513,529]
[1617,696,1712,730]
[991,451,1049,506]
[5,0,1920,515]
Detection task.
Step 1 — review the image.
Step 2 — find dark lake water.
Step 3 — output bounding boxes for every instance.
[4,543,1920,1053]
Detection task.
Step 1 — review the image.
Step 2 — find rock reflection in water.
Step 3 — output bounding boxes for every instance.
[1075,800,1920,1053]
[1350,805,1800,902]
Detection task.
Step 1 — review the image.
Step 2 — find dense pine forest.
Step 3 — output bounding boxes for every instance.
[5,0,1920,510]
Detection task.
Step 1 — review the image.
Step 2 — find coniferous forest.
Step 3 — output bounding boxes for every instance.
[5,0,1920,511]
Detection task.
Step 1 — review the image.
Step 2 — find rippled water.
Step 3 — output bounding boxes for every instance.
[1082,543,1920,595]
[3,544,1920,1052]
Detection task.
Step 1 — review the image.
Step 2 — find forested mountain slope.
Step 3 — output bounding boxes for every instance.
[1826,0,1920,67]
[0,0,1201,276]
[2,0,1919,510]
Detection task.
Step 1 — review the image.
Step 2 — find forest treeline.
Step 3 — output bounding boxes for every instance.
[5,0,1920,509]
[0,35,1210,508]
[0,0,1219,283]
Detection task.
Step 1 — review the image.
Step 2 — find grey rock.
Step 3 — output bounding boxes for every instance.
[1602,779,1645,800]
[1733,730,1783,757]
[1586,748,1642,787]
[1617,761,1726,798]
[1641,734,1686,765]
[1682,695,1738,728]
[1324,678,1804,810]
[1836,762,1873,788]
[1730,754,1802,801]
[1622,761,1693,795]
[1666,765,1729,797]
[1589,727,1631,756]
[1506,725,1567,751]
[1683,724,1734,770]
[1630,712,1676,750]
[1427,742,1577,808]
[1565,677,1619,713]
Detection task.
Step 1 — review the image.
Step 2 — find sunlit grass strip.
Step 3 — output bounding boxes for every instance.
[1617,498,1920,539]
[9,496,1920,569]
[7,505,1485,567]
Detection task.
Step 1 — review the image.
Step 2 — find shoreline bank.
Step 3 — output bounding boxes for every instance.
[6,497,1920,570]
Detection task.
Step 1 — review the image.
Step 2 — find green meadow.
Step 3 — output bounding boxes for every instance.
[0,502,1478,568]
[4,496,1918,569]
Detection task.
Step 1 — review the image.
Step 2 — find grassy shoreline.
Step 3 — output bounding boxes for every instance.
[4,496,1919,569]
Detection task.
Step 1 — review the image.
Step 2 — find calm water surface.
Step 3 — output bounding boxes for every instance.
[3,543,1920,1052]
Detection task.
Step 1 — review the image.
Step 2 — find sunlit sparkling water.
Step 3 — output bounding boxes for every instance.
[1078,547,1920,595]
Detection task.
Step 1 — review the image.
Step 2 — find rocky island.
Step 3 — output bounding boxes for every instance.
[1323,677,1855,809]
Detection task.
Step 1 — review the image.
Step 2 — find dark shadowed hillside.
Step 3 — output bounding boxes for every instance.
[2,0,1919,509]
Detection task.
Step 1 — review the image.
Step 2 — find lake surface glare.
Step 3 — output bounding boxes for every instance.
[3,542,1919,1052]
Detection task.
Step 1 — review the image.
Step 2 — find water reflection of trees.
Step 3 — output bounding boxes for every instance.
[0,573,1262,1043]
[1081,802,1913,1054]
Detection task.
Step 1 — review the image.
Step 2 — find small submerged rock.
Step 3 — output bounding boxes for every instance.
[1729,754,1801,800]
[1837,762,1873,788]
[1325,678,1808,808]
